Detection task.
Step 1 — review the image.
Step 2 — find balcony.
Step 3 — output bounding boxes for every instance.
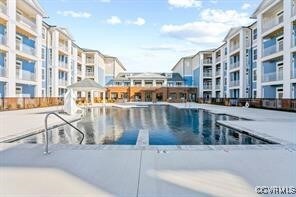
[59,61,68,69]
[230,44,239,53]
[0,66,6,77]
[262,72,283,82]
[58,79,67,86]
[263,42,283,57]
[203,72,212,78]
[77,70,82,76]
[16,39,36,56]
[229,62,240,70]
[229,80,240,87]
[262,16,283,33]
[85,71,94,77]
[203,84,212,90]
[292,5,296,17]
[0,2,7,15]
[16,12,36,32]
[203,59,212,64]
[215,84,221,90]
[16,70,36,81]
[216,56,221,63]
[215,69,221,76]
[86,58,94,64]
[0,33,6,45]
[77,56,82,63]
[292,68,296,79]
[59,43,68,52]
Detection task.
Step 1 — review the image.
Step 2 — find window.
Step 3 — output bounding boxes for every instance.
[224,47,227,55]
[253,29,257,40]
[253,48,257,60]
[42,47,46,60]
[42,68,45,80]
[42,28,46,39]
[253,90,257,98]
[253,70,257,81]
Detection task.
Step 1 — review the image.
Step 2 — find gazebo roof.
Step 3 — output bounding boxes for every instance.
[67,78,106,91]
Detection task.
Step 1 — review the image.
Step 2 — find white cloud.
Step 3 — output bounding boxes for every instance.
[168,0,202,8]
[57,10,91,18]
[161,8,253,45]
[106,16,122,25]
[241,3,251,10]
[126,17,146,26]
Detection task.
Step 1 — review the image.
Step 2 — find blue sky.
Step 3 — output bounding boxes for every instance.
[39,0,261,72]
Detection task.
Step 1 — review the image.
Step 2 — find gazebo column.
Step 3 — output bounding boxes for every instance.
[103,91,106,105]
[90,90,94,105]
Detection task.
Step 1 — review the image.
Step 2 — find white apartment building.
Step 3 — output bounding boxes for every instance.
[104,56,126,85]
[171,56,194,86]
[0,0,46,98]
[251,0,296,99]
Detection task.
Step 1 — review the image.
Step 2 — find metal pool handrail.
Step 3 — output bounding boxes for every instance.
[44,112,84,154]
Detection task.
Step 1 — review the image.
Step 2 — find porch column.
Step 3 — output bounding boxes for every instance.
[103,91,106,104]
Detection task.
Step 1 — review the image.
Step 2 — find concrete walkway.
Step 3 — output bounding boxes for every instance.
[0,143,295,196]
[0,106,81,142]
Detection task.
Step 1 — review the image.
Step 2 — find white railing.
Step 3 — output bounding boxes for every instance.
[16,12,36,31]
[16,70,36,81]
[203,84,212,90]
[203,72,212,77]
[0,2,7,15]
[0,66,6,77]
[292,4,296,17]
[215,69,221,76]
[86,58,94,64]
[16,39,36,56]
[230,44,239,53]
[77,70,82,75]
[229,80,240,87]
[58,79,67,86]
[59,43,68,52]
[229,62,240,70]
[262,16,283,33]
[77,56,82,63]
[215,84,221,90]
[216,56,221,63]
[292,69,296,79]
[85,71,94,76]
[262,72,283,82]
[59,61,68,69]
[263,42,283,57]
[16,94,30,98]
[203,59,212,64]
[0,34,6,45]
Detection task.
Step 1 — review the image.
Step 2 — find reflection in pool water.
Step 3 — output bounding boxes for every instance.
[16,105,270,145]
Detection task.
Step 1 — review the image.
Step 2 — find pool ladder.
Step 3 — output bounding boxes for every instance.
[44,112,85,154]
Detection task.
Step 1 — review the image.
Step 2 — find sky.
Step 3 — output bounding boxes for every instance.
[39,0,261,72]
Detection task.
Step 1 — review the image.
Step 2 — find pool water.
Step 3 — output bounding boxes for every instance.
[16,105,271,145]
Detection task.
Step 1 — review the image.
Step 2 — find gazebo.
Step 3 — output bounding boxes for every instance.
[67,78,106,105]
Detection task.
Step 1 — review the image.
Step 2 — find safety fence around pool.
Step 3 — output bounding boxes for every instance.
[196,98,296,112]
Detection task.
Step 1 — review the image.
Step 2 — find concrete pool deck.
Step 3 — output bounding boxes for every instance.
[0,103,296,196]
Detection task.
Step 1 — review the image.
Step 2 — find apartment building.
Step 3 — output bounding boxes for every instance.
[251,0,296,99]
[104,56,126,85]
[0,0,45,98]
[171,56,194,86]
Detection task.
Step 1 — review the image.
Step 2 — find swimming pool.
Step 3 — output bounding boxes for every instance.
[15,105,271,145]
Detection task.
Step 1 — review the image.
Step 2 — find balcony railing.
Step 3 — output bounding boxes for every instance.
[59,43,68,52]
[203,59,212,64]
[263,42,283,57]
[203,84,212,90]
[0,33,6,45]
[0,2,7,15]
[58,79,67,86]
[262,72,283,82]
[230,44,239,53]
[16,39,36,56]
[86,59,94,64]
[59,61,68,69]
[77,56,82,63]
[292,68,296,79]
[262,16,283,33]
[229,80,240,87]
[203,72,212,77]
[0,66,6,77]
[16,70,36,81]
[85,71,94,76]
[229,62,240,70]
[292,5,296,17]
[215,69,221,76]
[216,56,221,63]
[77,70,82,75]
[215,84,221,90]
[16,12,36,32]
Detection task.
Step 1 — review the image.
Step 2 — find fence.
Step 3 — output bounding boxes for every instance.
[196,98,296,112]
[0,97,64,111]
